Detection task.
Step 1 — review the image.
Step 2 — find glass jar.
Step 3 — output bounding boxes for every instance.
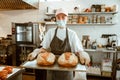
[100,16,105,23]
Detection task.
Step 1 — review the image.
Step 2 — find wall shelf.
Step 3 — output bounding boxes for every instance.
[45,22,116,25]
[45,12,118,16]
[45,12,117,25]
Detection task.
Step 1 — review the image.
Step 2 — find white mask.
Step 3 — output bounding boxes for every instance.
[56,20,67,28]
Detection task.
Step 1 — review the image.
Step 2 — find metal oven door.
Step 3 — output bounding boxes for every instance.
[15,23,33,44]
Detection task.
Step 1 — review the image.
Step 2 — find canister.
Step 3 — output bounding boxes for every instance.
[100,16,105,23]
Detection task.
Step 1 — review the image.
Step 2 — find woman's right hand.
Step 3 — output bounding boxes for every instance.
[27,49,41,61]
[27,48,47,61]
[27,52,37,61]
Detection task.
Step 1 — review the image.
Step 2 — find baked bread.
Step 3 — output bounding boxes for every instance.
[0,66,13,80]
[3,66,13,74]
[0,70,8,80]
[36,52,56,66]
[58,52,78,67]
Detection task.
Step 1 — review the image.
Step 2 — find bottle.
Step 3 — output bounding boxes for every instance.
[100,16,105,23]
[101,4,105,12]
[96,15,100,23]
[46,7,49,13]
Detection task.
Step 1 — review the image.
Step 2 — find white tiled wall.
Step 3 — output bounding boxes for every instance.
[0,0,120,45]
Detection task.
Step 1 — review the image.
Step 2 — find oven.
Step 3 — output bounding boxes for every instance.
[12,22,40,47]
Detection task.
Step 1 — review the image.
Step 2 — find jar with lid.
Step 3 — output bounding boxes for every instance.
[100,16,105,23]
[83,16,89,23]
[91,5,96,12]
[95,5,101,12]
[96,15,100,23]
[101,4,105,12]
[92,15,97,23]
[111,5,116,12]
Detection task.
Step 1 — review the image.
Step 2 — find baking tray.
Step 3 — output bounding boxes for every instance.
[0,66,24,80]
[21,59,86,72]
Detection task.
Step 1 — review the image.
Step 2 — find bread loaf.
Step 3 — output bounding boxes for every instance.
[3,66,13,74]
[0,66,13,80]
[37,52,56,66]
[58,52,78,67]
[0,70,8,80]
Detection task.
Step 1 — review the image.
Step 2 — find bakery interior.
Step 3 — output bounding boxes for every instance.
[0,0,120,80]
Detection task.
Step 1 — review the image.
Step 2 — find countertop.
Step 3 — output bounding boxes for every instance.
[84,48,116,53]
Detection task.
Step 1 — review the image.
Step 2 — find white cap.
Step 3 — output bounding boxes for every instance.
[55,8,68,16]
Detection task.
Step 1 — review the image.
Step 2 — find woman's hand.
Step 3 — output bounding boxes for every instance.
[27,52,36,61]
[27,49,40,61]
[27,48,47,61]
[77,52,90,66]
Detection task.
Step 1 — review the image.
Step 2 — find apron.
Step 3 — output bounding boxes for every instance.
[50,27,71,55]
[49,27,73,80]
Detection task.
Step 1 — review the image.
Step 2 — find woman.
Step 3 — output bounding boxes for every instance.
[27,8,90,80]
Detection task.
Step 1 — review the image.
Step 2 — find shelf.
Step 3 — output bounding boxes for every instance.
[87,73,112,78]
[45,22,116,25]
[87,73,101,76]
[45,12,117,26]
[45,12,118,16]
[86,65,101,76]
[86,62,113,78]
[85,48,116,52]
[45,13,55,16]
[69,12,117,15]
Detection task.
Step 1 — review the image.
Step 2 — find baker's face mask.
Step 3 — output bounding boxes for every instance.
[56,20,67,28]
[56,14,67,28]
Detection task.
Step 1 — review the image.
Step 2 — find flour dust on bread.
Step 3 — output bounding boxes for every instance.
[37,52,56,66]
[58,52,78,67]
